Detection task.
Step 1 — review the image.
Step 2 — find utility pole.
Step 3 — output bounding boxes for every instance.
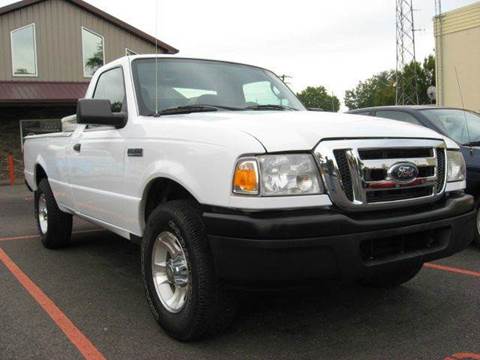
[395,0,419,105]
[279,74,291,85]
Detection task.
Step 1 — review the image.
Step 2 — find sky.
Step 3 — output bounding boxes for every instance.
[1,0,478,106]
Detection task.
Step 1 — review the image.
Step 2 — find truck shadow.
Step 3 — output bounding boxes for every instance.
[67,230,472,358]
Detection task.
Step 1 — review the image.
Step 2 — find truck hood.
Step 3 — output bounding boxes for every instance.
[176,111,458,152]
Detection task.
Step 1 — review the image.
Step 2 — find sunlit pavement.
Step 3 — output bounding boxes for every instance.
[1,184,480,360]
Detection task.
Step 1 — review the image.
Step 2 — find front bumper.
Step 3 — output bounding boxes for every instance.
[203,194,475,287]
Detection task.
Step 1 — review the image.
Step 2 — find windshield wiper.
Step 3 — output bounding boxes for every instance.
[149,104,245,116]
[243,104,298,111]
[147,105,218,116]
[463,141,480,147]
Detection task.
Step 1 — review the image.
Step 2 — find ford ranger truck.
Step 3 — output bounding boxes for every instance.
[23,55,475,341]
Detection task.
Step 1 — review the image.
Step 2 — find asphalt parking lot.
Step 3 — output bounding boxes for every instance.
[1,185,480,360]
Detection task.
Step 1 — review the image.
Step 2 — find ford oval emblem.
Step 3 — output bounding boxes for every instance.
[388,162,419,183]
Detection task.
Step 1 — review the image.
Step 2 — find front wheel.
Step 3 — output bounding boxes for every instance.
[473,204,480,246]
[34,178,73,249]
[141,200,237,341]
[361,261,423,288]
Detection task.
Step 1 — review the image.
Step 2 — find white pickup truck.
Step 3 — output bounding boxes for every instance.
[24,55,474,341]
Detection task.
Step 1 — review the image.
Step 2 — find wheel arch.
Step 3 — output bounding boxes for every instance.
[140,176,199,229]
[34,162,48,187]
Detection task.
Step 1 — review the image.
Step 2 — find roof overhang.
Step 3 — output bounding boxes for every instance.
[0,81,89,106]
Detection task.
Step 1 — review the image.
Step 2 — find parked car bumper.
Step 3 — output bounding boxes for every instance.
[203,193,475,288]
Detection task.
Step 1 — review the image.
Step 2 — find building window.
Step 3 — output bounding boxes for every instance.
[11,23,38,77]
[82,27,104,77]
[125,48,136,56]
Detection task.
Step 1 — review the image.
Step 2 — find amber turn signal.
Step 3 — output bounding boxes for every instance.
[233,159,259,195]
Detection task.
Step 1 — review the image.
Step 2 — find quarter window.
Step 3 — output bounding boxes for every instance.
[11,23,37,76]
[82,27,104,77]
[375,110,421,125]
[93,67,126,113]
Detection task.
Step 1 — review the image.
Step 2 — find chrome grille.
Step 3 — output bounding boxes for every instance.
[314,139,447,211]
[333,149,354,201]
[436,149,446,192]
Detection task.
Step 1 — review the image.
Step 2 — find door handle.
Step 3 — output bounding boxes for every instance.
[73,143,81,152]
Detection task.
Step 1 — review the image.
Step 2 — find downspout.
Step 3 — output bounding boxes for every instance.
[434,3,444,106]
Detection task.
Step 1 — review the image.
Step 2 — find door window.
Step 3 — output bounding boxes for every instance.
[375,111,421,125]
[93,67,126,113]
[421,109,480,145]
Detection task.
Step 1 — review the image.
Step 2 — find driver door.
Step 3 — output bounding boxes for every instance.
[68,67,127,226]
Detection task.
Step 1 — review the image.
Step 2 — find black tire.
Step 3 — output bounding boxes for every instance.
[361,260,423,288]
[473,204,480,247]
[141,200,237,341]
[34,178,73,249]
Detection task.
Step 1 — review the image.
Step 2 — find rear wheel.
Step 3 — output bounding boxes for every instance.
[361,261,423,288]
[34,178,73,249]
[141,200,237,341]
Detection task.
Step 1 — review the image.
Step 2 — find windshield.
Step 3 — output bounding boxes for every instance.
[131,58,305,115]
[420,109,480,145]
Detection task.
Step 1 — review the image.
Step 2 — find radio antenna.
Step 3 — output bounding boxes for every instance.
[455,67,466,109]
[154,0,159,116]
[455,66,471,142]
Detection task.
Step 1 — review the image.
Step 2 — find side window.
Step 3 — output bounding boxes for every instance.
[352,111,371,116]
[243,81,287,106]
[93,67,126,113]
[375,110,421,125]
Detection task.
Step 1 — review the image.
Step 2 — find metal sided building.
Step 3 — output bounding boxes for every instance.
[434,1,480,112]
[0,0,177,183]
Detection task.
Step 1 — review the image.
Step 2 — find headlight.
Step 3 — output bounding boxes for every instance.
[447,150,466,182]
[233,154,324,196]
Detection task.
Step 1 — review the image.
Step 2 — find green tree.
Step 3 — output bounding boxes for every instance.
[344,71,396,110]
[296,86,340,112]
[418,54,436,104]
[85,44,104,75]
[344,55,436,110]
[15,68,29,74]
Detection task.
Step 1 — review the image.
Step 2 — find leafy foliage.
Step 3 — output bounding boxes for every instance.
[344,55,436,110]
[296,86,340,112]
[85,44,104,75]
[344,71,396,110]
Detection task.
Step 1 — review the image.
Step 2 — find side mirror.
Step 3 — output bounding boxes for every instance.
[77,99,127,128]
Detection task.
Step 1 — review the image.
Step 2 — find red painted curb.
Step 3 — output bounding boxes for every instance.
[425,263,480,278]
[0,248,106,360]
[446,352,480,360]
